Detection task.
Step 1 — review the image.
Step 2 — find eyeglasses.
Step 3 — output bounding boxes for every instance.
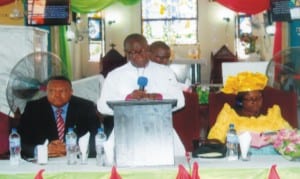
[243,96,262,103]
[125,49,145,56]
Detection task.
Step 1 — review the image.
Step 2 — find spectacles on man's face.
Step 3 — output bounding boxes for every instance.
[125,49,145,56]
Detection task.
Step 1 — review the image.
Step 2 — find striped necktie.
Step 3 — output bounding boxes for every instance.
[56,108,65,141]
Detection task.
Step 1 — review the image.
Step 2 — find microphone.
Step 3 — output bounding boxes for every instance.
[137,76,148,91]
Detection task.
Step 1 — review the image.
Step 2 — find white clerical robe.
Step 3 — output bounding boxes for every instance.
[97,61,186,165]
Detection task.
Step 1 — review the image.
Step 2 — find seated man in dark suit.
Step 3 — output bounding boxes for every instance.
[18,76,100,158]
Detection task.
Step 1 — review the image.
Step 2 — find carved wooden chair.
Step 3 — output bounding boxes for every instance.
[210,45,238,84]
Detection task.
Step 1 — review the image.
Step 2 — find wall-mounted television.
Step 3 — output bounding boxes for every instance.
[26,0,70,26]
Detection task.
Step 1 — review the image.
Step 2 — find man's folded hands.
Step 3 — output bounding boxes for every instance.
[48,140,66,157]
[125,90,162,100]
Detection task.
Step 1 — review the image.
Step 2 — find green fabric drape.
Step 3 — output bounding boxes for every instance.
[56,0,140,79]
[71,0,140,13]
[71,0,117,13]
[58,27,72,79]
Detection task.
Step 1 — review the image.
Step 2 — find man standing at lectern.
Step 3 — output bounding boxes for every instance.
[97,34,186,164]
[97,33,185,115]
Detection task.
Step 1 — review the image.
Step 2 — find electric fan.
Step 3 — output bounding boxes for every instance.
[266,47,300,102]
[6,51,67,114]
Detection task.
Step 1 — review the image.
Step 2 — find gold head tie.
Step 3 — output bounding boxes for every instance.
[221,71,268,94]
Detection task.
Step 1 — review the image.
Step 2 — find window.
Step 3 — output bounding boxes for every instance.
[237,15,252,37]
[141,0,198,44]
[236,14,253,59]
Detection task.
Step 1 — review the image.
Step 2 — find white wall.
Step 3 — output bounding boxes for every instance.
[103,2,141,54]
[69,2,141,80]
[73,1,274,82]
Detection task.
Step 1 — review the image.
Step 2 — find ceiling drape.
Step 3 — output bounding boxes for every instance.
[71,0,140,13]
[216,0,270,14]
[0,0,13,6]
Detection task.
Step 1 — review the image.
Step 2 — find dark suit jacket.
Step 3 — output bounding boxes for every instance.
[18,96,100,158]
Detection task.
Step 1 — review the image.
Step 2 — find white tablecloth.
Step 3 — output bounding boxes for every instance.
[0,155,299,174]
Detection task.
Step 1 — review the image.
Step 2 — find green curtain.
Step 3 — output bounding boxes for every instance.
[71,0,140,13]
[58,27,72,78]
[57,0,140,79]
[71,0,118,13]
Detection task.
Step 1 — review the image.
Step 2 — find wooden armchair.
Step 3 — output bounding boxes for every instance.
[208,86,298,129]
[100,47,126,78]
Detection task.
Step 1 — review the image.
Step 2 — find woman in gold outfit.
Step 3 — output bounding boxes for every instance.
[208,72,292,154]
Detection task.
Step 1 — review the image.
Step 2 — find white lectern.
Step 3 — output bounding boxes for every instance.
[107,99,177,167]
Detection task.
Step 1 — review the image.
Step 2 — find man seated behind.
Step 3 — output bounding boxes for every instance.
[18,76,100,158]
[149,40,191,91]
[149,41,171,65]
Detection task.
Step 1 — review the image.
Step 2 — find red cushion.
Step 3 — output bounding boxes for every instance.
[0,112,9,155]
[208,92,236,128]
[261,87,298,128]
[173,92,205,152]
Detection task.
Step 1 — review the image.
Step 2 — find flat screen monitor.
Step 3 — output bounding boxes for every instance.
[26,0,70,26]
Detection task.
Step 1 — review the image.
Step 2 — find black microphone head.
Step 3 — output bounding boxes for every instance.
[137,76,148,90]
